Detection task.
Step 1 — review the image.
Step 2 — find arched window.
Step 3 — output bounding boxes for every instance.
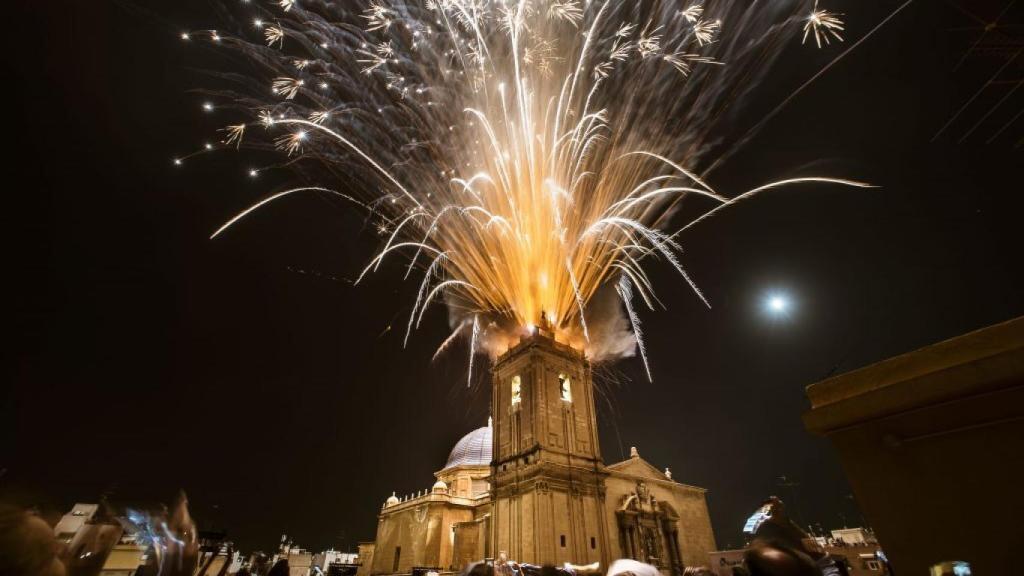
[511,375,521,405]
[558,373,572,402]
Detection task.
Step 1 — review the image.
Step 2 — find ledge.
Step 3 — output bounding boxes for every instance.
[803,315,1024,435]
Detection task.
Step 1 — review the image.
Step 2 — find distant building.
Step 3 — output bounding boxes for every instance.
[52,502,247,576]
[52,503,150,576]
[275,536,314,576]
[354,543,375,576]
[361,332,716,575]
[100,529,148,576]
[228,552,244,575]
[313,550,359,576]
[708,530,889,576]
[831,527,872,546]
[196,530,235,576]
[53,503,99,544]
[247,552,272,576]
[827,546,888,576]
[288,550,313,576]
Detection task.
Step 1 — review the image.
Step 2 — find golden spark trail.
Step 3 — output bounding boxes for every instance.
[183,0,870,380]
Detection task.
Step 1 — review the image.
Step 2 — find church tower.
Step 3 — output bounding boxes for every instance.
[489,329,611,567]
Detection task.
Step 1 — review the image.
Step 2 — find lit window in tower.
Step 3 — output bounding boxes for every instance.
[511,375,521,405]
[559,373,572,402]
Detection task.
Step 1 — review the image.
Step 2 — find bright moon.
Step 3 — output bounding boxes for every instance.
[768,295,788,313]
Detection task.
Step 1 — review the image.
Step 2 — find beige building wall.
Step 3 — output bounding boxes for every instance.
[490,334,611,568]
[366,450,716,575]
[603,457,717,569]
[54,503,99,544]
[363,333,716,575]
[197,555,231,576]
[451,516,488,570]
[100,543,147,574]
[502,487,606,566]
[370,500,475,574]
[287,552,312,576]
[355,542,376,576]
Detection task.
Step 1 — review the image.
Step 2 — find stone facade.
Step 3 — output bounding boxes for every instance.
[365,333,716,575]
[490,331,609,568]
[355,542,376,576]
[368,437,492,574]
[604,456,716,569]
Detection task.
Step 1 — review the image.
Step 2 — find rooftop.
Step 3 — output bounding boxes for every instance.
[444,423,492,469]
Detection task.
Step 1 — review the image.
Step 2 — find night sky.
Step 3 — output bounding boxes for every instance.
[5,0,1022,557]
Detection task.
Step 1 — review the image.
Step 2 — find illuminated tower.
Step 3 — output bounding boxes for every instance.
[489,329,610,567]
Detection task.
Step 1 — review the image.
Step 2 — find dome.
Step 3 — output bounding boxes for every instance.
[385,492,399,506]
[432,480,448,493]
[444,424,492,469]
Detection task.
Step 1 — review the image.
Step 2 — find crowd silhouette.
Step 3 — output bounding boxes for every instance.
[2,496,859,576]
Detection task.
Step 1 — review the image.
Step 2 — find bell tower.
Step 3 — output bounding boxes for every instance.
[489,330,610,567]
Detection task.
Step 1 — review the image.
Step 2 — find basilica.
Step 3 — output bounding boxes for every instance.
[355,331,716,576]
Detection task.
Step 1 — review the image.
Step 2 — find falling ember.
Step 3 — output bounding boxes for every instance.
[271,77,304,100]
[692,19,722,47]
[222,124,246,148]
[264,25,285,47]
[803,1,845,48]
[186,0,869,378]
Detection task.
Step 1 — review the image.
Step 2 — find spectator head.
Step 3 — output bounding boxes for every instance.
[744,543,820,576]
[0,504,66,576]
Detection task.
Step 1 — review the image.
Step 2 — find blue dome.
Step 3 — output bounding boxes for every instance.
[445,424,492,468]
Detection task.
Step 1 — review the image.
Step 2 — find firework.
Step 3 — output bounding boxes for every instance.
[183,0,868,380]
[803,1,845,48]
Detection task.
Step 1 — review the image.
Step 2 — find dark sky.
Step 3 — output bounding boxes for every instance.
[5,0,1022,556]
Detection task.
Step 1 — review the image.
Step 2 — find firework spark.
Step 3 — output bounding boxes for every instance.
[186,0,866,380]
[803,1,845,48]
[680,5,704,24]
[271,77,304,99]
[264,25,284,47]
[692,19,721,46]
[222,123,246,147]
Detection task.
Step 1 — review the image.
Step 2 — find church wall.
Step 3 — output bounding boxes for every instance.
[581,492,605,565]
[603,474,717,570]
[496,487,583,566]
[473,501,492,521]
[490,335,613,570]
[439,506,475,569]
[356,543,376,576]
[451,516,488,570]
[492,342,599,466]
[534,488,551,565]
[551,491,605,566]
[551,489,571,565]
[666,486,716,566]
[517,491,538,562]
[365,334,716,576]
[494,496,509,558]
[527,488,604,566]
[371,501,474,574]
[604,477,640,564]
